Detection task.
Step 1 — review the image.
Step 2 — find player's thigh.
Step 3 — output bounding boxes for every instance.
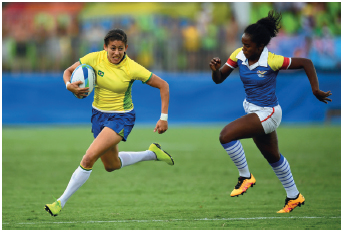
[253,130,280,163]
[100,144,121,171]
[84,127,123,162]
[220,113,265,144]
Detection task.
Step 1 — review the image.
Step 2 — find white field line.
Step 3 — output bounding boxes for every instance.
[2,216,340,225]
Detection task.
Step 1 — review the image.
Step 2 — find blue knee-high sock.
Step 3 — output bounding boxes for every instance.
[222,140,250,178]
[269,154,299,198]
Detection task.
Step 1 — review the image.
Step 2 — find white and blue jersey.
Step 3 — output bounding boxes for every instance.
[226,47,291,107]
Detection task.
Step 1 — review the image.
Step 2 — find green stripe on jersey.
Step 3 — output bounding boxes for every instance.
[143,73,153,84]
[123,80,135,110]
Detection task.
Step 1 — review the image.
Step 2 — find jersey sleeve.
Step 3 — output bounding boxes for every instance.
[267,53,291,71]
[79,52,100,68]
[225,47,242,69]
[130,60,153,84]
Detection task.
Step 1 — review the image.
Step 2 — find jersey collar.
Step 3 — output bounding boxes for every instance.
[237,47,268,70]
[118,52,127,65]
[106,52,127,67]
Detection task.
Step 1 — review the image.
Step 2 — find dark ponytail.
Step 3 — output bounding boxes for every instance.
[244,10,282,46]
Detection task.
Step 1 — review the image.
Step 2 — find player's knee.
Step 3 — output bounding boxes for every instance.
[103,158,121,172]
[81,151,98,169]
[219,130,234,144]
[219,134,225,144]
[104,163,121,172]
[80,157,94,169]
[104,167,115,172]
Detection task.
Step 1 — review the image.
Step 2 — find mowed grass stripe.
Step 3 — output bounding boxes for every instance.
[3,216,341,225]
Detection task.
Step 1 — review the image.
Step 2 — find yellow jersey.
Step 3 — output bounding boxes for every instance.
[80,51,152,112]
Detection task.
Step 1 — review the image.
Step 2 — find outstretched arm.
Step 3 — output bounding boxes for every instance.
[146,74,169,134]
[209,57,234,84]
[288,58,332,104]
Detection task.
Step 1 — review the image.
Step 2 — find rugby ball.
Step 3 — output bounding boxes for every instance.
[70,64,96,99]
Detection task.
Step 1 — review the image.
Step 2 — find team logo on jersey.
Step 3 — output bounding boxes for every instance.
[257,70,267,77]
[98,70,104,77]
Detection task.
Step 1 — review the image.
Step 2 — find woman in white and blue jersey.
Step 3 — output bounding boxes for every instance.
[209,10,332,213]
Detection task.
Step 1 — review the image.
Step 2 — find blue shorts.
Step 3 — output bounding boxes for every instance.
[91,108,136,141]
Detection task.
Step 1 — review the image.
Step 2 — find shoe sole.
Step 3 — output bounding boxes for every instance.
[153,143,174,165]
[44,205,58,217]
[231,182,256,197]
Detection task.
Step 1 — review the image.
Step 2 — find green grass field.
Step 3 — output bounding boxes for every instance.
[2,125,341,230]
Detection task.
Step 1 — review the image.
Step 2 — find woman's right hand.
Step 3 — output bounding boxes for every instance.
[209,57,222,71]
[210,57,233,84]
[67,81,89,98]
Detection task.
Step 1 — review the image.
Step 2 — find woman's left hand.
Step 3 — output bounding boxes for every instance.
[313,89,332,104]
[154,120,168,134]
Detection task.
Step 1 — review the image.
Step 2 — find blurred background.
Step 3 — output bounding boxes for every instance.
[2,3,341,228]
[2,2,341,125]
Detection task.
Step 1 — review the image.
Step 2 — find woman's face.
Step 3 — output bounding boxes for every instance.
[241,33,263,61]
[104,40,128,64]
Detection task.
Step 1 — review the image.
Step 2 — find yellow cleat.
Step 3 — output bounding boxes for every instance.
[149,143,174,165]
[277,193,305,213]
[44,200,62,217]
[230,174,256,197]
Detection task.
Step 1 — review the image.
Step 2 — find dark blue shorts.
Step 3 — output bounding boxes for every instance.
[91,108,135,141]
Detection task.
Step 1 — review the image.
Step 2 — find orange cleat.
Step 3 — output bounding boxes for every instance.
[277,193,305,213]
[230,174,256,197]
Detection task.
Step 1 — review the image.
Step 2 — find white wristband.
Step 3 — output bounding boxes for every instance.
[160,113,168,121]
[66,81,71,89]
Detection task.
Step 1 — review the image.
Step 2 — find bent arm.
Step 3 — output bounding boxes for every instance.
[146,74,169,134]
[63,61,80,87]
[289,57,332,104]
[288,58,320,93]
[63,61,89,98]
[209,57,234,84]
[146,74,169,114]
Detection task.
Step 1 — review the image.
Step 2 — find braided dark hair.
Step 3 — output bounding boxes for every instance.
[104,28,128,46]
[244,10,282,47]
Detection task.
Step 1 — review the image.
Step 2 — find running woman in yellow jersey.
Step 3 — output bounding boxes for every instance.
[209,11,332,213]
[45,29,174,217]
